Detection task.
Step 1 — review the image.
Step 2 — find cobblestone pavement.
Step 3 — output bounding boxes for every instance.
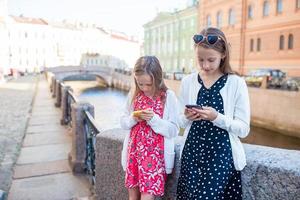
[0,75,38,195]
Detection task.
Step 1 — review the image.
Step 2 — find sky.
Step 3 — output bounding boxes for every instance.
[8,0,187,39]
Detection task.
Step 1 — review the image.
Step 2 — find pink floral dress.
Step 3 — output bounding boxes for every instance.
[125,91,166,196]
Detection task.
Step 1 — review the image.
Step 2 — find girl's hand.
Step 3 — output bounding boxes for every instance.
[191,106,218,121]
[184,108,201,121]
[139,109,154,121]
[133,116,143,122]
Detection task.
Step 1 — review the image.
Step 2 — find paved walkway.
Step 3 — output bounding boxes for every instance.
[6,75,91,200]
[0,75,37,196]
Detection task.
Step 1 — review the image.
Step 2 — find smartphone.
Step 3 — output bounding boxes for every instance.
[185,104,203,109]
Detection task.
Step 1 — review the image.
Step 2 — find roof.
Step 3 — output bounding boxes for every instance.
[110,31,138,43]
[10,15,48,25]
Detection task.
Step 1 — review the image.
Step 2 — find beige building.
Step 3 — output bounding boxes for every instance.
[0,0,8,80]
[2,15,140,75]
[199,0,300,76]
[80,53,127,69]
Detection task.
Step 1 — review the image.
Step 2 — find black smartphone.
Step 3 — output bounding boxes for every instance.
[185,104,203,109]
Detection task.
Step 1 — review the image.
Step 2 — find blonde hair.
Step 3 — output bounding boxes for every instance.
[131,56,168,104]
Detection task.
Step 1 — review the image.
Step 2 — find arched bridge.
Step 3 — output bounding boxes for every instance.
[45,65,114,86]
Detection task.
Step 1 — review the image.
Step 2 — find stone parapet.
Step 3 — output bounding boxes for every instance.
[69,102,94,173]
[54,81,62,107]
[95,129,300,200]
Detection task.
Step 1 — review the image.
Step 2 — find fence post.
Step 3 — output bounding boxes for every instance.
[55,81,62,107]
[50,76,55,92]
[68,101,94,173]
[52,78,57,98]
[60,86,71,125]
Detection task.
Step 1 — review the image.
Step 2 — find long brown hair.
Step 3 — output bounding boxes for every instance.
[195,27,237,75]
[131,56,168,104]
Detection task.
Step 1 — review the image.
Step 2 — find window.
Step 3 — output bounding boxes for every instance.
[279,35,284,50]
[206,15,212,27]
[257,38,261,51]
[288,34,294,49]
[174,40,178,52]
[248,5,253,19]
[216,11,222,28]
[190,18,195,27]
[277,0,283,13]
[228,9,235,25]
[263,1,269,16]
[250,39,254,52]
[182,20,186,29]
[181,58,185,68]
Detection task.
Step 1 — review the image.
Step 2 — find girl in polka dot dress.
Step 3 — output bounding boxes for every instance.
[176,27,250,199]
[120,56,179,200]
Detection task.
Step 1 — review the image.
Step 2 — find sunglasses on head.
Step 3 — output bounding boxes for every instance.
[193,34,222,45]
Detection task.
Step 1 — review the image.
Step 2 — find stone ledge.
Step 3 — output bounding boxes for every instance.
[95,129,300,200]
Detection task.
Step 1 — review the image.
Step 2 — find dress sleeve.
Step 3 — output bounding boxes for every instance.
[147,90,179,138]
[212,79,250,138]
[120,92,137,130]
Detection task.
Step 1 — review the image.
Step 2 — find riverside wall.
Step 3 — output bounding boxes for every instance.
[112,74,300,138]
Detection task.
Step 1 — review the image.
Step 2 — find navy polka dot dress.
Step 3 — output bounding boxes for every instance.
[176,74,242,200]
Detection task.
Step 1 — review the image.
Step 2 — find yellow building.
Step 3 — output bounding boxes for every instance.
[199,0,300,76]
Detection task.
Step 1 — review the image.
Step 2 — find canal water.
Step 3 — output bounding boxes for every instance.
[66,81,300,151]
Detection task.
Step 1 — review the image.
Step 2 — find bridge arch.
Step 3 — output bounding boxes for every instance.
[46,66,114,86]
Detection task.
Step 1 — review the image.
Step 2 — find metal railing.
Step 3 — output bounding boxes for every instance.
[83,110,101,185]
[65,90,78,126]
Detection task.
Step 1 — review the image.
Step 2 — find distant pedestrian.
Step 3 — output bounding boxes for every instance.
[176,27,250,199]
[120,56,179,200]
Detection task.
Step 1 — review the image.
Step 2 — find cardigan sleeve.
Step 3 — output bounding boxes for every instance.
[212,78,250,138]
[120,92,138,130]
[177,77,192,128]
[147,90,179,138]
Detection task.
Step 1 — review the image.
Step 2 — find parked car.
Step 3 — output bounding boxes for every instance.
[281,77,299,91]
[244,69,286,88]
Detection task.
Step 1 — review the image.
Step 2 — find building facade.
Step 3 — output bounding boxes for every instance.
[143,2,198,73]
[0,0,8,80]
[199,0,300,76]
[80,53,127,69]
[0,0,140,77]
[3,17,140,75]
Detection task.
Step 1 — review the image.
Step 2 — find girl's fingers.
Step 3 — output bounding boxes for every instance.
[187,113,201,120]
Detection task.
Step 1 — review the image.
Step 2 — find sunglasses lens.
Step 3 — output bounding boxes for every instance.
[193,35,204,43]
[207,35,219,44]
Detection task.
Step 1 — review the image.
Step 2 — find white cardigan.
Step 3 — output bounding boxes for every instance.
[120,89,179,174]
[178,72,250,171]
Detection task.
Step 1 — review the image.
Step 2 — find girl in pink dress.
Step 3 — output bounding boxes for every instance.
[120,56,179,200]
